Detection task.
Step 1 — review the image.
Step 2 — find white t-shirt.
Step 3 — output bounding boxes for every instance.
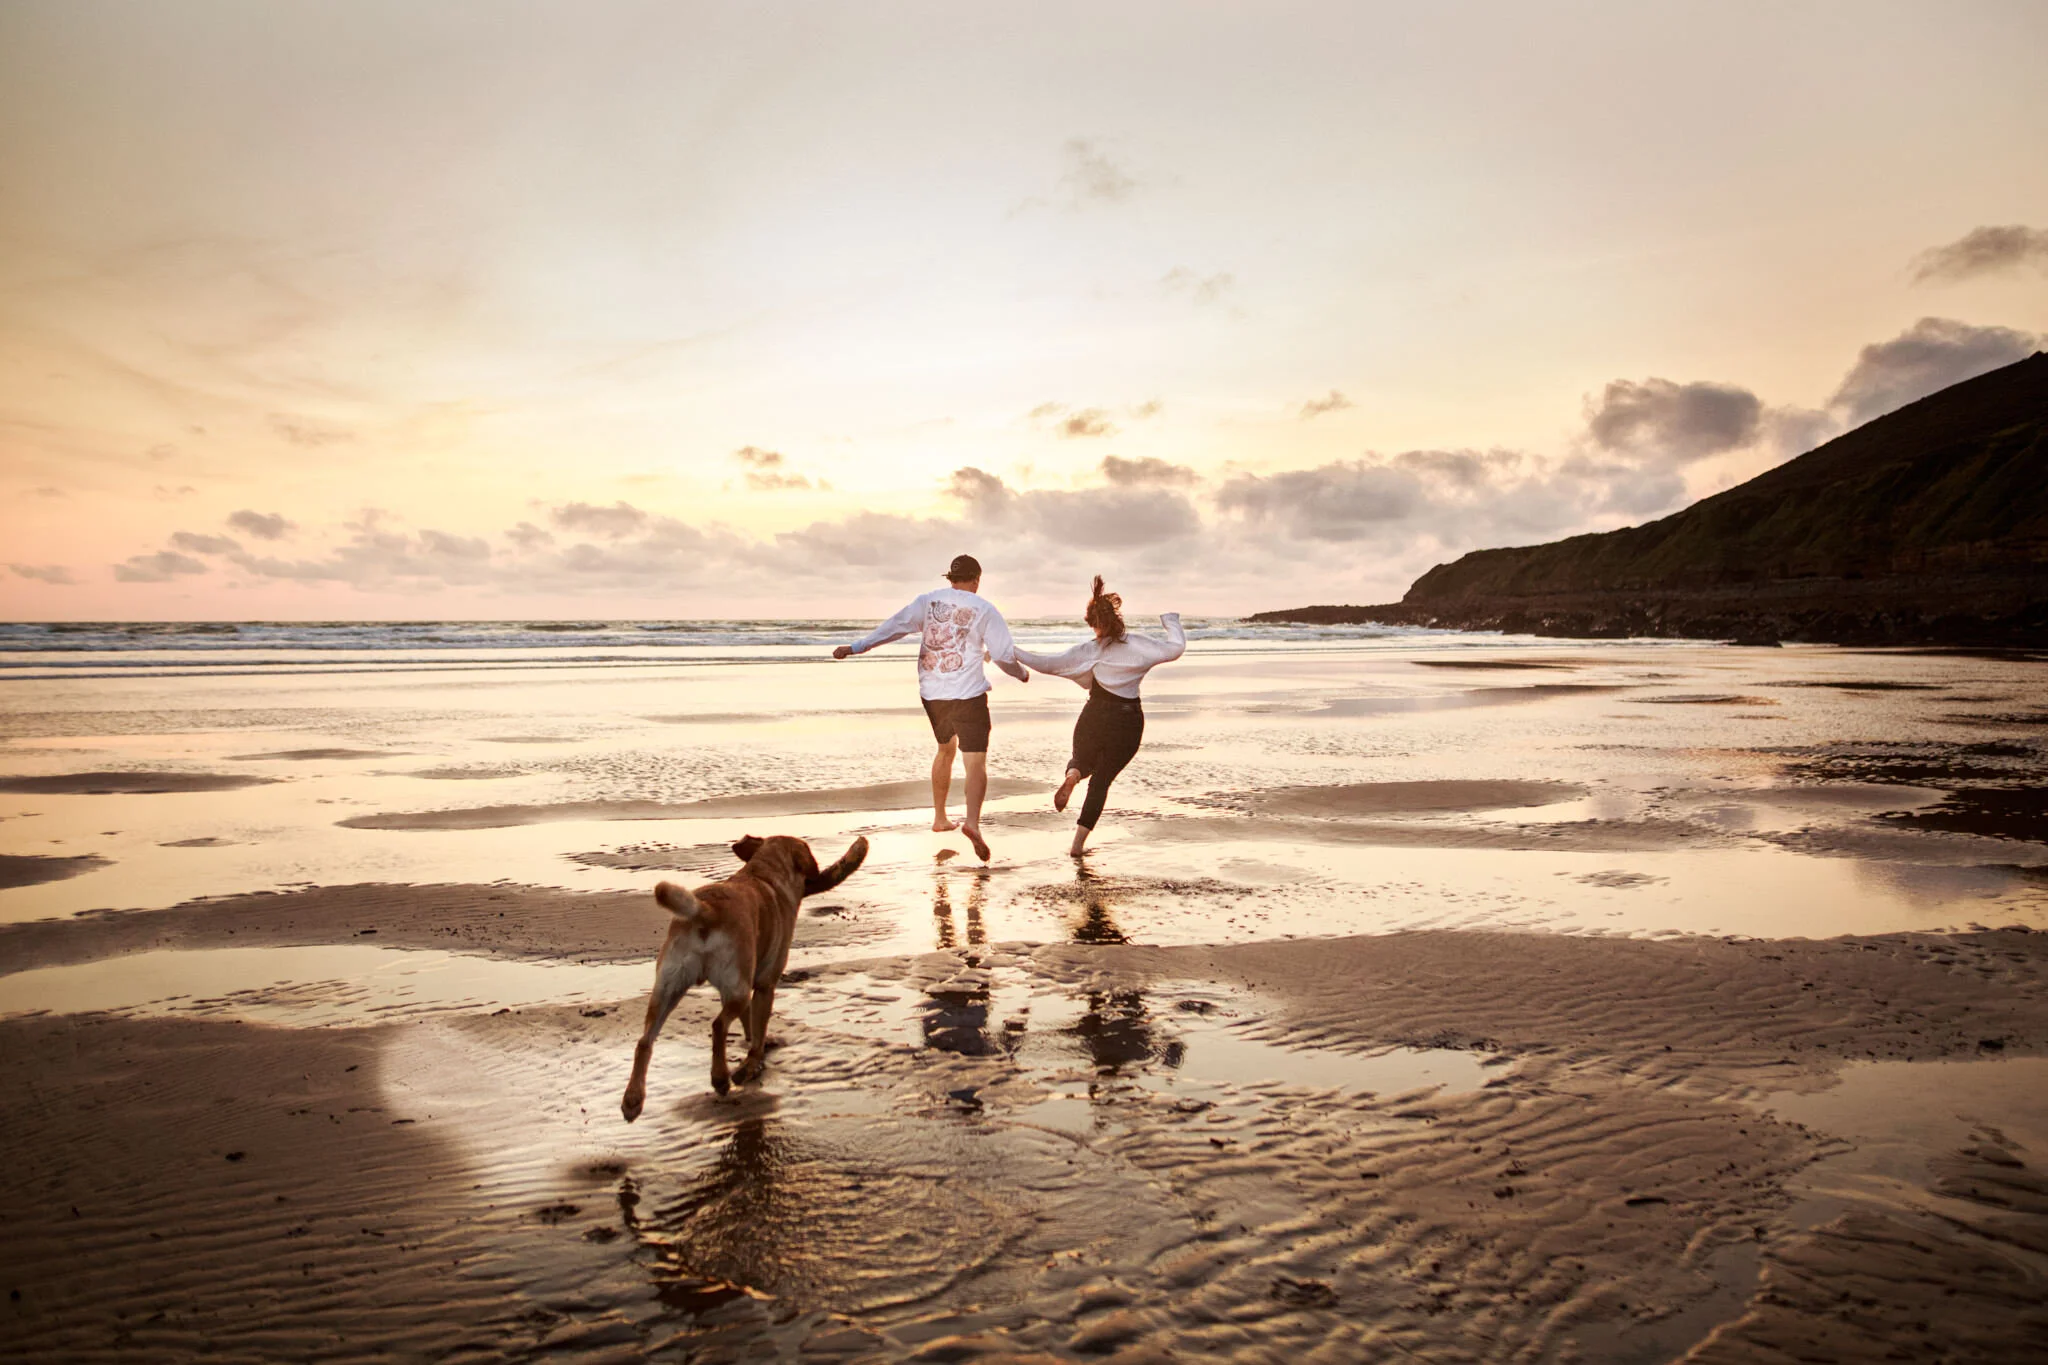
[1013,613,1185,699]
[847,588,1028,700]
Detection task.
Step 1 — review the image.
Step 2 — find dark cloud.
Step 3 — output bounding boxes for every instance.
[733,446,784,468]
[227,509,294,540]
[1060,138,1136,205]
[1101,455,1197,487]
[1584,378,1763,464]
[1161,267,1234,305]
[1826,317,2040,425]
[10,563,75,585]
[550,500,649,537]
[1392,448,1524,490]
[229,526,496,587]
[1299,390,1353,419]
[1910,226,2048,284]
[114,550,208,582]
[170,531,240,555]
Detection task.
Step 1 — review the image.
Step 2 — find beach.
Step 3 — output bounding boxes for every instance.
[4,623,2047,1362]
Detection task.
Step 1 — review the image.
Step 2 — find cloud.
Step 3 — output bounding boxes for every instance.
[550,500,649,537]
[1215,461,1425,542]
[1027,403,1118,439]
[947,465,1200,548]
[1101,455,1197,487]
[1059,138,1136,206]
[227,509,294,540]
[271,415,355,447]
[1161,267,1234,305]
[228,525,498,587]
[1299,390,1354,419]
[1826,317,2040,425]
[1910,226,2048,284]
[1059,409,1116,439]
[10,563,75,585]
[506,521,554,550]
[170,531,241,555]
[732,445,820,490]
[1584,378,1764,464]
[33,486,64,498]
[114,550,209,582]
[1130,399,1163,420]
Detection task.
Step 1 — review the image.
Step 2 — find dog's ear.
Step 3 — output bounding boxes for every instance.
[732,835,765,864]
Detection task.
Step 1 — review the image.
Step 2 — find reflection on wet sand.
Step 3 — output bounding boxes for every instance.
[1064,990,1183,1078]
[1065,865,1132,945]
[930,867,987,950]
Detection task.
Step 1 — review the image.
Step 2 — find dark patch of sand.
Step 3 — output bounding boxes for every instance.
[1234,779,1586,818]
[1410,659,1585,670]
[230,748,398,761]
[159,837,234,848]
[1777,680,1948,691]
[479,735,579,744]
[0,771,278,795]
[1632,694,1780,706]
[1320,684,1628,716]
[0,854,110,890]
[0,879,886,976]
[1136,811,1728,853]
[406,765,529,780]
[1881,788,2048,844]
[339,779,1048,831]
[566,841,746,875]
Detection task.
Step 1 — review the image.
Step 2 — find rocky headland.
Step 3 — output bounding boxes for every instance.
[1254,352,2048,645]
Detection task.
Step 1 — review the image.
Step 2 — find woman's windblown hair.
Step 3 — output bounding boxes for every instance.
[1085,574,1127,642]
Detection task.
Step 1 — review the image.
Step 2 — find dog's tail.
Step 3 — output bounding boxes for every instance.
[803,836,869,897]
[654,880,705,922]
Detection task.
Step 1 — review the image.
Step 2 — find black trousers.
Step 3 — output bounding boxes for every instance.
[1068,685,1144,830]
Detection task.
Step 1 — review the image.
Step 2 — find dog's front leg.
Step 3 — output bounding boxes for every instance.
[734,985,776,1085]
[709,995,748,1096]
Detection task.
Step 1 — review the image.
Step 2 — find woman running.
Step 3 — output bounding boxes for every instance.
[1012,577,1185,856]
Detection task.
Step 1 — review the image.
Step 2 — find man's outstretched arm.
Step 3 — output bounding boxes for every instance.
[982,610,1029,682]
[833,597,923,659]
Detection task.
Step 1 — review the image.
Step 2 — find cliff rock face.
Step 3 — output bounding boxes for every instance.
[1253,353,2048,645]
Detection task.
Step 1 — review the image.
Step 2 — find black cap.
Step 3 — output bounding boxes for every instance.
[945,554,982,582]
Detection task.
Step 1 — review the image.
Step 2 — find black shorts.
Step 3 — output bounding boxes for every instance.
[922,694,992,753]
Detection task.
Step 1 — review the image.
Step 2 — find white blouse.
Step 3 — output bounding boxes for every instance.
[1013,613,1185,699]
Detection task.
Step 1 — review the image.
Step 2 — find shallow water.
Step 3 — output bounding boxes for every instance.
[3,634,2046,1033]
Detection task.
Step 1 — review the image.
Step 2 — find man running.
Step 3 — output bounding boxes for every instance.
[832,554,1026,861]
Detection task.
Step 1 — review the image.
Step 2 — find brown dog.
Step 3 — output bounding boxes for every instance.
[620,834,867,1121]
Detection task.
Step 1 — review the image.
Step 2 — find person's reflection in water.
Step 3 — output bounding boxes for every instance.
[931,867,989,950]
[924,868,998,1054]
[635,1117,798,1313]
[1063,990,1183,1080]
[1067,864,1130,945]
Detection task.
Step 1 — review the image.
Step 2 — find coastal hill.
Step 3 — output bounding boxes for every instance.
[1252,351,2048,645]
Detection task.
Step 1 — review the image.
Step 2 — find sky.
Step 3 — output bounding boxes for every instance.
[3,0,2046,622]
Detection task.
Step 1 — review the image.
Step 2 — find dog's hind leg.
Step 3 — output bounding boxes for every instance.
[733,984,776,1085]
[621,946,699,1122]
[709,994,749,1096]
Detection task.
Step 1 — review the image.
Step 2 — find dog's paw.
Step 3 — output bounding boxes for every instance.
[733,1057,763,1085]
[711,1071,731,1096]
[620,1090,644,1123]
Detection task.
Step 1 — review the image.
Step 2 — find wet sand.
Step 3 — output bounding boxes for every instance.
[4,633,2048,1360]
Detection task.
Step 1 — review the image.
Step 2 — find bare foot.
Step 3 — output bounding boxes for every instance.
[1053,768,1081,813]
[961,823,990,861]
[931,816,958,831]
